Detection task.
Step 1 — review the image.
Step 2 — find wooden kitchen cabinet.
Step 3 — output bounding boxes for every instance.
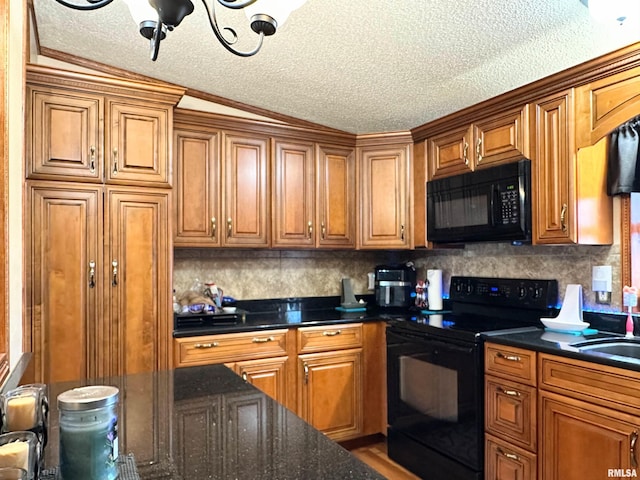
[222,132,270,247]
[25,181,171,383]
[26,66,183,187]
[173,128,221,246]
[427,106,528,180]
[297,323,363,441]
[529,90,612,245]
[357,139,412,249]
[484,343,537,480]
[271,139,315,247]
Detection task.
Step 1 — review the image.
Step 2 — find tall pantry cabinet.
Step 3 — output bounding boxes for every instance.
[24,65,185,384]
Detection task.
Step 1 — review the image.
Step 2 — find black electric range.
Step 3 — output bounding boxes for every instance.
[386,276,558,480]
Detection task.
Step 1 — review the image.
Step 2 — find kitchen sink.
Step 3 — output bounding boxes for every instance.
[569,337,640,362]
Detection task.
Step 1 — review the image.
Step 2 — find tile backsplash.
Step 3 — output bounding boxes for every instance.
[174,242,622,312]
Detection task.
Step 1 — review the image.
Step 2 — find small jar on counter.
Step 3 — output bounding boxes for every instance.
[57,386,119,480]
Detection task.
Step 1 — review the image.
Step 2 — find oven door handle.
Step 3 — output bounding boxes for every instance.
[390,330,474,354]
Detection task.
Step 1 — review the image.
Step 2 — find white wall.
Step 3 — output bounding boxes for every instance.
[8,0,24,368]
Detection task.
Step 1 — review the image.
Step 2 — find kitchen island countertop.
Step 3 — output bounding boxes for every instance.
[41,364,385,480]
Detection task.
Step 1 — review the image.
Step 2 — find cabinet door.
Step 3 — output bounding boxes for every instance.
[26,87,103,181]
[485,434,537,480]
[27,181,102,383]
[105,187,170,376]
[298,349,363,441]
[485,377,536,451]
[427,125,474,180]
[358,145,410,249]
[540,392,640,480]
[474,106,528,170]
[106,101,170,186]
[174,129,220,246]
[316,144,356,248]
[272,140,315,247]
[235,357,288,407]
[530,91,575,244]
[222,133,270,247]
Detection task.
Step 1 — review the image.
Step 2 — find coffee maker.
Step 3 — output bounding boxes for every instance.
[374,263,416,308]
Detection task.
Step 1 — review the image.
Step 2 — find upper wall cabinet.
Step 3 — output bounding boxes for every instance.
[25,65,184,187]
[272,140,356,249]
[529,89,612,245]
[358,137,412,249]
[426,106,529,180]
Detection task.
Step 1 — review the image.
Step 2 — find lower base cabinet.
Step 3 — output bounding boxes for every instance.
[485,434,537,480]
[233,357,289,407]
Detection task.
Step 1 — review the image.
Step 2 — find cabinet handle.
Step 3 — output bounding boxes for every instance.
[242,372,248,382]
[303,362,309,385]
[227,218,232,237]
[322,329,341,337]
[498,387,521,397]
[252,336,274,343]
[211,217,216,238]
[560,203,568,233]
[112,148,118,176]
[400,224,405,241]
[194,342,219,349]
[497,447,519,461]
[321,222,326,240]
[308,221,313,239]
[496,351,521,362]
[463,142,469,166]
[632,430,638,468]
[476,137,483,163]
[111,260,118,286]
[89,146,96,173]
[88,261,96,288]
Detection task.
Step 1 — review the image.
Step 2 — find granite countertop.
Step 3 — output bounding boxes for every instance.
[42,364,385,480]
[484,328,640,373]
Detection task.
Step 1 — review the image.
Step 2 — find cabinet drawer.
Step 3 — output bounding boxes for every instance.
[485,343,536,386]
[539,353,640,416]
[485,376,536,452]
[297,323,363,353]
[174,330,288,367]
[485,433,537,480]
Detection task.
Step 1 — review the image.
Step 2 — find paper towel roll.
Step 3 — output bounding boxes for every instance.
[427,269,443,310]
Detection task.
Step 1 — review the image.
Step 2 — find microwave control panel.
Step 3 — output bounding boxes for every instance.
[499,185,520,225]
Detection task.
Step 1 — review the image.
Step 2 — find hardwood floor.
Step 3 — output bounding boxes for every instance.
[349,440,421,480]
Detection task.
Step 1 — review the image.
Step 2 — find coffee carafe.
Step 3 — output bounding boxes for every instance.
[374,263,416,308]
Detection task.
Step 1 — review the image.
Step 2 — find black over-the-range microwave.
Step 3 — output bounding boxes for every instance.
[426,158,532,244]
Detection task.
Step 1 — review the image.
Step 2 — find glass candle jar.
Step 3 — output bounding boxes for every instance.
[0,432,36,480]
[57,386,119,480]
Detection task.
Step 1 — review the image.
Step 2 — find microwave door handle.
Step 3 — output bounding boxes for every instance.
[489,185,496,227]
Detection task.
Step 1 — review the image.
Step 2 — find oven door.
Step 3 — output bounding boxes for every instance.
[387,326,483,472]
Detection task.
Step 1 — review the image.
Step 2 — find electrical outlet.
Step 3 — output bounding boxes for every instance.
[596,291,611,305]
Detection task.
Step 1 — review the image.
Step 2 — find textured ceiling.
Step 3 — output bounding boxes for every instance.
[33,0,640,134]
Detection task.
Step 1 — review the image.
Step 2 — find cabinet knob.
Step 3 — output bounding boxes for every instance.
[560,203,568,233]
[112,148,118,176]
[322,330,341,337]
[88,261,96,289]
[400,224,405,241]
[496,351,521,362]
[252,336,274,343]
[227,218,232,237]
[211,217,216,238]
[242,372,248,382]
[476,137,483,164]
[303,362,309,385]
[497,447,519,461]
[631,430,638,468]
[89,146,96,173]
[308,221,313,239]
[194,342,219,349]
[463,142,469,166]
[498,387,521,397]
[111,260,118,286]
[321,222,326,240]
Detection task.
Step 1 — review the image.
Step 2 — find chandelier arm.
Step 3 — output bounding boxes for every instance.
[201,0,264,57]
[215,0,259,9]
[149,21,164,61]
[53,0,114,10]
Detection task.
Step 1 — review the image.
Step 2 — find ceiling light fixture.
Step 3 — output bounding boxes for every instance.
[52,0,308,61]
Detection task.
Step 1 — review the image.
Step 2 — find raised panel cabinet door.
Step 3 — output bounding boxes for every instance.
[316,144,356,248]
[298,349,363,441]
[530,91,575,244]
[235,357,288,407]
[540,392,640,480]
[427,125,474,180]
[222,133,269,247]
[105,187,170,376]
[272,140,315,247]
[27,181,102,383]
[474,106,529,169]
[485,434,536,480]
[174,129,220,246]
[27,87,103,181]
[106,101,170,186]
[359,145,410,249]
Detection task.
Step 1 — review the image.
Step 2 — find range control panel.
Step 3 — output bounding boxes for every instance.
[449,276,558,309]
